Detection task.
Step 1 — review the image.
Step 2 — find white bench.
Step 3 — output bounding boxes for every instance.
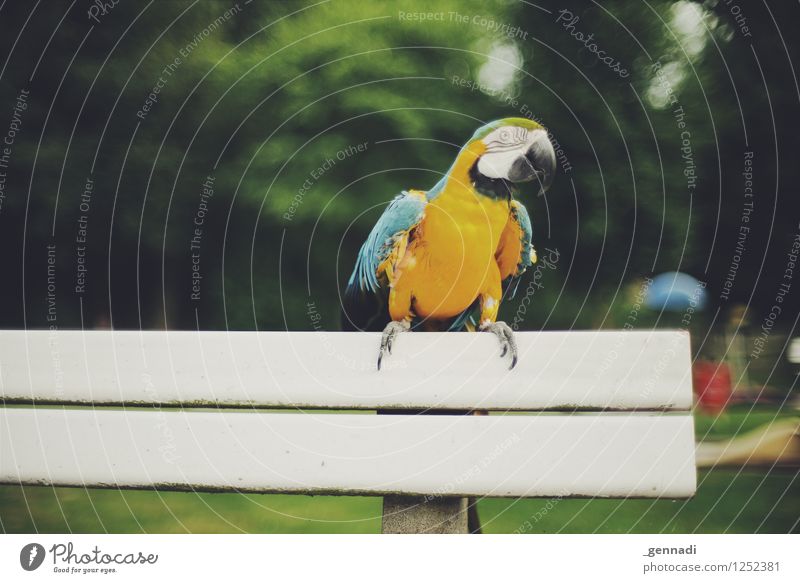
[0,330,696,533]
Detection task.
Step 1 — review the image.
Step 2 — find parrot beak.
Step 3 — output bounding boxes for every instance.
[507,131,557,194]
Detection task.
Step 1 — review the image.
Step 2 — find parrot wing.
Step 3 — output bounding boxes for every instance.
[495,200,535,301]
[341,190,427,331]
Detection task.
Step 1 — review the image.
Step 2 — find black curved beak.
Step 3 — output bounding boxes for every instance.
[507,133,557,194]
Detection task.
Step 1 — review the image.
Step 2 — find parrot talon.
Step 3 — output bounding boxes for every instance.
[480,321,518,370]
[377,320,410,370]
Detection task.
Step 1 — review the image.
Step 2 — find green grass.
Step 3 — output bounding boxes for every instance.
[2,408,797,534]
[693,404,798,441]
[2,468,796,534]
[0,488,381,534]
[480,469,799,533]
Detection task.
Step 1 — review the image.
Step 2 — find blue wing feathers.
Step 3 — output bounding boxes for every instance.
[342,191,427,331]
[346,191,427,295]
[512,202,533,274]
[503,201,534,302]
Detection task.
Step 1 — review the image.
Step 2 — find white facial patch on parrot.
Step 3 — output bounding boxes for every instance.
[477,127,546,180]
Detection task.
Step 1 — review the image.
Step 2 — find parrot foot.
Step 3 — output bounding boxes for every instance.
[480,320,518,370]
[377,319,410,370]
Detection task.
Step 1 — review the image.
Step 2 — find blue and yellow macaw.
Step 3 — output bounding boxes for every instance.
[342,118,556,369]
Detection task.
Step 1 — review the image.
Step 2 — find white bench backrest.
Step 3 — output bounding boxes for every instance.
[0,330,696,498]
[0,330,692,410]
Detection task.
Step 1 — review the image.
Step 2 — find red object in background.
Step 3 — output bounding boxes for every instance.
[692,360,732,413]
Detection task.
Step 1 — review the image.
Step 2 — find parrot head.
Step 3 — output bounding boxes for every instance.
[458,117,556,197]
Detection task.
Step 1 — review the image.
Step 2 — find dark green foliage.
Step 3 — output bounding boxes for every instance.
[0,0,796,334]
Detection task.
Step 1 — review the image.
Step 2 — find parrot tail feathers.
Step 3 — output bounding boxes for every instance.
[340,282,391,332]
[446,300,480,332]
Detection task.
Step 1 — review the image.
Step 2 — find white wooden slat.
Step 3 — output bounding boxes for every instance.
[0,409,697,498]
[0,330,692,410]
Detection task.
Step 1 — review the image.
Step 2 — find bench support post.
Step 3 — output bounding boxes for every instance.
[378,408,481,534]
[381,495,468,534]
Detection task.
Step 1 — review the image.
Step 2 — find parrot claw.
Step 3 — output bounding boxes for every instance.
[480,321,518,370]
[377,320,410,370]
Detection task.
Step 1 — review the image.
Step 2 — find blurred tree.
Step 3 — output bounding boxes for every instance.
[0,0,796,341]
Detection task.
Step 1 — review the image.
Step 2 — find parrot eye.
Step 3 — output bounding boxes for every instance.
[490,126,526,148]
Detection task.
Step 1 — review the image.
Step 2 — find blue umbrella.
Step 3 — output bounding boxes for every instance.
[644,272,707,312]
